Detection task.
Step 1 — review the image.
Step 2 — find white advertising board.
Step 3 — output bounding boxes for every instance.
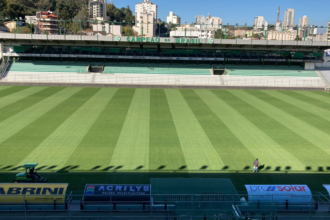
[324,50,330,61]
[323,185,330,196]
[245,185,312,204]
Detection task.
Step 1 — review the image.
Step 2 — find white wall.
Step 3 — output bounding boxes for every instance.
[304,62,315,70]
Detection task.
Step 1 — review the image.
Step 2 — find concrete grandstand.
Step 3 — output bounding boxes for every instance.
[0,35,329,89]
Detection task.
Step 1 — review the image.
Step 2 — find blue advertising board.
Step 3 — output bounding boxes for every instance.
[245,185,312,204]
[83,184,151,202]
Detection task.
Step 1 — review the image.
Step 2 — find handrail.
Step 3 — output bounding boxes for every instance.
[1,33,329,47]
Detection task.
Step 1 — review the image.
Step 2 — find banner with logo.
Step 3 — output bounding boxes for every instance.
[326,51,330,57]
[324,50,330,61]
[323,185,330,196]
[245,185,312,204]
[84,184,151,202]
[0,183,68,203]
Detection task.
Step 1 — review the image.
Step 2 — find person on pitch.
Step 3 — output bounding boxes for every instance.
[253,158,259,173]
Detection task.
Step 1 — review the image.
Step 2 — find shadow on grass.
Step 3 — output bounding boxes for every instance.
[258,164,265,171]
[0,171,330,194]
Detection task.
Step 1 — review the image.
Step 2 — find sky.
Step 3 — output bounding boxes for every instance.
[109,0,329,28]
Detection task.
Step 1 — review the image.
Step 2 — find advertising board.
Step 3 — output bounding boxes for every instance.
[0,183,68,203]
[324,50,330,61]
[245,185,312,204]
[326,51,330,57]
[83,184,151,202]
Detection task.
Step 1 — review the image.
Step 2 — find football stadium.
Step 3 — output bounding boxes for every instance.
[1,18,330,220]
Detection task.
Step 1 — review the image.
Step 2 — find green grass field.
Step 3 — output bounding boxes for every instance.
[0,85,330,193]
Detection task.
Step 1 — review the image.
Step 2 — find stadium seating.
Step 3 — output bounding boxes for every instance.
[6,62,320,77]
[4,62,93,83]
[7,62,212,75]
[8,62,89,73]
[104,64,211,75]
[218,65,304,70]
[227,69,319,77]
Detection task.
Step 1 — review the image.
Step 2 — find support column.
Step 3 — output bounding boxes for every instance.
[0,43,3,61]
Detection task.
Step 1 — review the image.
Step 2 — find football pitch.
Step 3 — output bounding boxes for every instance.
[0,85,330,192]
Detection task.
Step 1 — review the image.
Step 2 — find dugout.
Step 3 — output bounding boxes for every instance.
[212,69,229,75]
[151,178,239,217]
[88,65,104,73]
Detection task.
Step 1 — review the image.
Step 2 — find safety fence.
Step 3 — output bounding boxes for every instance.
[0,57,9,79]
[1,73,327,88]
[1,33,330,47]
[0,193,329,219]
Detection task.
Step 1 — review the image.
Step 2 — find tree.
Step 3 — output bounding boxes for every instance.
[107,4,134,24]
[72,8,89,31]
[215,29,222,39]
[122,26,136,36]
[11,26,31,34]
[36,0,54,11]
[214,29,236,39]
[170,23,178,30]
[25,23,34,33]
[0,1,7,18]
[106,4,117,21]
[252,33,261,39]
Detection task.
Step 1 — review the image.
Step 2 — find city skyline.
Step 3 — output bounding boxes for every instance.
[108,0,329,27]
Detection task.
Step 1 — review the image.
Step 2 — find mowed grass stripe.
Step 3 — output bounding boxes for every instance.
[0,87,81,146]
[0,87,47,110]
[149,89,187,172]
[295,91,330,104]
[165,89,224,172]
[309,91,330,99]
[197,90,306,172]
[279,91,330,112]
[64,89,135,170]
[230,90,329,168]
[254,90,330,155]
[110,89,150,171]
[19,88,117,170]
[0,86,30,98]
[0,87,64,123]
[0,88,99,165]
[180,90,255,171]
[0,86,12,91]
[265,91,330,122]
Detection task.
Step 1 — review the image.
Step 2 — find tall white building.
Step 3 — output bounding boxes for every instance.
[264,21,268,30]
[133,0,158,37]
[275,21,283,31]
[195,14,222,29]
[254,16,266,30]
[309,27,317,35]
[167,11,181,25]
[299,15,309,27]
[89,0,107,21]
[284,8,295,30]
